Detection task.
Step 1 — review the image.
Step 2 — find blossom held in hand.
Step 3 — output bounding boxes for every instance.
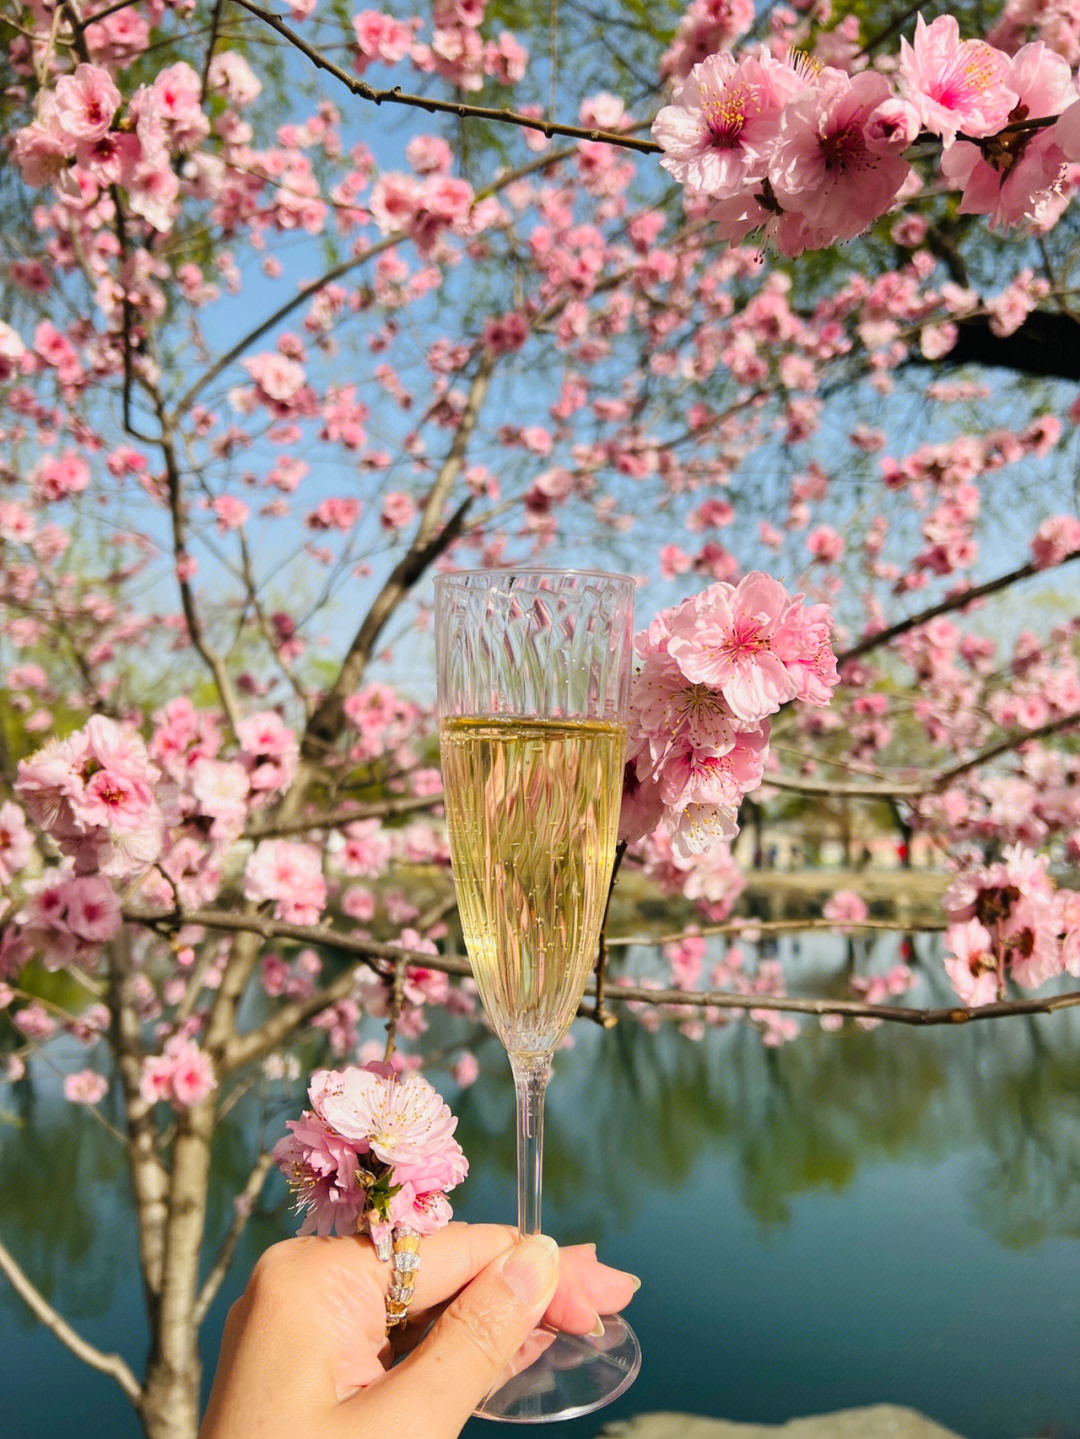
[274,1063,467,1247]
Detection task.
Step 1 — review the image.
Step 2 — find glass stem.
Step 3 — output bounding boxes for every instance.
[510,1055,552,1237]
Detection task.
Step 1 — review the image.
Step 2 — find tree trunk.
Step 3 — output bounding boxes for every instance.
[140,1354,201,1439]
[139,1103,216,1439]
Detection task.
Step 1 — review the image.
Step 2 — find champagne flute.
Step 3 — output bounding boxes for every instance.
[434,567,641,1424]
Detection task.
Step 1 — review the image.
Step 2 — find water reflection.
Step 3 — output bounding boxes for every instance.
[3,934,1080,1438]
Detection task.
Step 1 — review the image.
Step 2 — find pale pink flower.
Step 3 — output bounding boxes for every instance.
[244,839,327,924]
[206,51,262,107]
[236,711,299,793]
[767,70,912,247]
[381,491,417,530]
[823,889,870,932]
[666,573,798,724]
[243,353,306,404]
[169,1037,218,1107]
[63,876,122,942]
[941,43,1077,232]
[64,1069,109,1105]
[653,47,799,199]
[660,0,756,81]
[863,98,922,154]
[314,1066,463,1169]
[899,14,1019,142]
[0,802,33,885]
[668,801,739,858]
[1031,514,1080,567]
[54,64,121,145]
[147,62,210,151]
[942,918,1001,1005]
[452,1051,480,1086]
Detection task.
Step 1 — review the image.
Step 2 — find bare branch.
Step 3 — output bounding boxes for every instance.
[767,707,1080,799]
[155,398,243,739]
[300,354,492,763]
[244,792,439,839]
[837,548,1080,668]
[0,1233,142,1405]
[603,981,1080,1027]
[229,0,661,154]
[604,915,947,948]
[123,902,1080,1034]
[192,1151,275,1325]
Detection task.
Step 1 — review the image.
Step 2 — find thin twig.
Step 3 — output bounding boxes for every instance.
[120,903,1080,1034]
[0,1234,142,1405]
[590,840,625,1027]
[767,707,1080,799]
[229,0,661,153]
[192,1151,275,1325]
[836,548,1080,667]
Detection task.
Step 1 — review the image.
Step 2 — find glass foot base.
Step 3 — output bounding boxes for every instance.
[474,1313,640,1423]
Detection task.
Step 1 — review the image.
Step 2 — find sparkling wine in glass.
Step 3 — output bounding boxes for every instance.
[435,568,640,1423]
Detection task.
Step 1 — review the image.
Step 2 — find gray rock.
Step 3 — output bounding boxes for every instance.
[599,1406,966,1439]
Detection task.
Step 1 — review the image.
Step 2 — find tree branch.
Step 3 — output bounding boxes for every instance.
[300,353,492,763]
[0,1233,142,1405]
[603,981,1080,1027]
[122,903,1080,1033]
[192,1150,275,1326]
[767,707,1080,799]
[837,548,1080,668]
[229,0,661,154]
[244,792,439,839]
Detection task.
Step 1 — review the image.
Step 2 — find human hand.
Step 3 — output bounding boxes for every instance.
[199,1223,639,1439]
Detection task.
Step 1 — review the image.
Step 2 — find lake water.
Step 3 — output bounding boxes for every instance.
[3,934,1080,1439]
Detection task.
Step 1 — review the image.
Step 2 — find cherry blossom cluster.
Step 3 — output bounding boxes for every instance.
[273,1062,467,1250]
[942,847,1080,1004]
[653,13,1080,252]
[620,573,839,857]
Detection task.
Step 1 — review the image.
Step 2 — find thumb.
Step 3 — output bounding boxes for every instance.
[360,1233,560,1439]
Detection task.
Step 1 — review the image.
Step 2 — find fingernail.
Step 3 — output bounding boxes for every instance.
[587,1314,605,1338]
[629,1275,642,1293]
[500,1234,559,1305]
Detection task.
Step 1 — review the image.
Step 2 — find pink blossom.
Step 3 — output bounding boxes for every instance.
[864,99,922,154]
[140,1035,217,1110]
[146,63,210,151]
[63,876,122,943]
[314,1065,464,1171]
[942,919,1001,1005]
[381,491,417,530]
[806,525,845,564]
[206,51,262,107]
[941,43,1077,232]
[54,64,121,146]
[1031,514,1080,567]
[244,839,327,924]
[273,1112,369,1237]
[0,802,33,885]
[236,711,299,794]
[767,70,912,249]
[64,1069,109,1105]
[666,573,799,724]
[660,0,756,81]
[823,889,870,932]
[653,48,799,199]
[452,1051,480,1086]
[352,11,414,72]
[243,353,306,405]
[899,14,1019,143]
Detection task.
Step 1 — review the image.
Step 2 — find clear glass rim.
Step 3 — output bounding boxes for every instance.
[433,566,635,589]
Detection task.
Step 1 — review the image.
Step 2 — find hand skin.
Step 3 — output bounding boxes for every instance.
[198,1223,639,1439]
